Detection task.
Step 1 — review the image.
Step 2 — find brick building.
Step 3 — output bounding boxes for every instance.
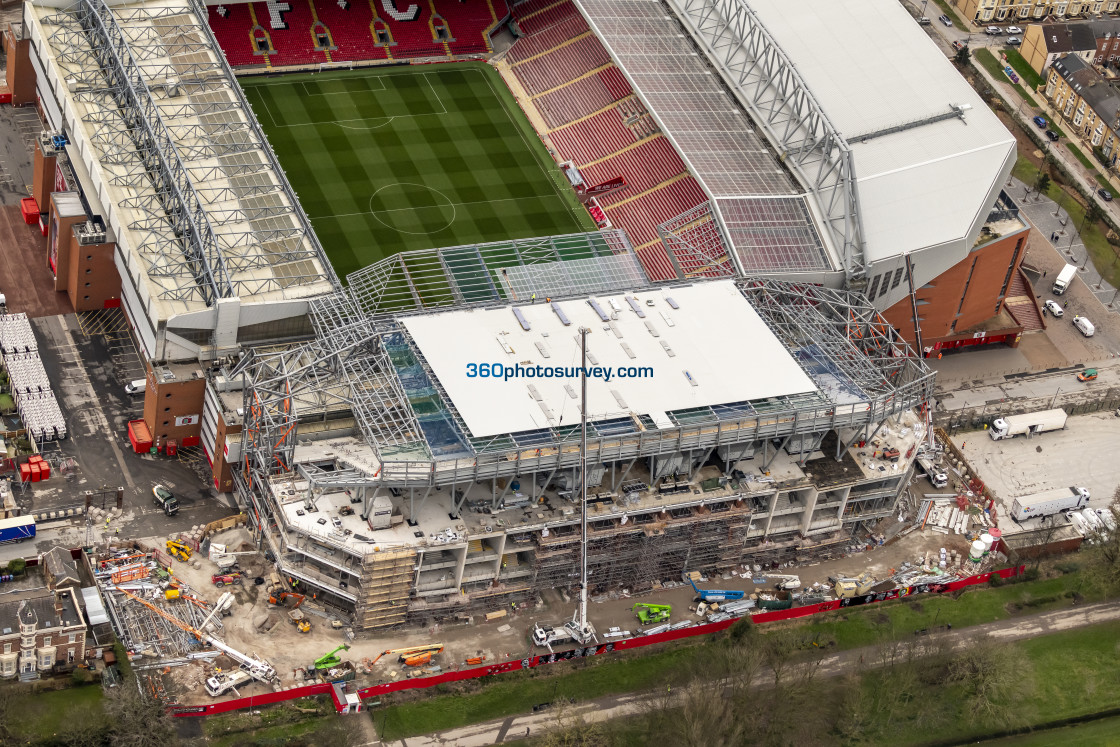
[0,586,87,680]
[1045,54,1120,166]
[881,192,1035,355]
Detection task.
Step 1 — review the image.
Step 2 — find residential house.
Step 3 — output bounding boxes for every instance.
[961,0,1118,25]
[1046,54,1120,164]
[42,547,80,590]
[1022,22,1099,75]
[0,587,87,680]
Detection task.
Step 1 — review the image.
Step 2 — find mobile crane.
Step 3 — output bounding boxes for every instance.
[113,587,276,695]
[370,643,445,667]
[684,575,745,603]
[632,603,672,625]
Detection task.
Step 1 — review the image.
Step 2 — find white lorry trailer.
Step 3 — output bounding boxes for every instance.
[1010,486,1090,522]
[1052,263,1077,294]
[915,455,948,488]
[989,408,1067,440]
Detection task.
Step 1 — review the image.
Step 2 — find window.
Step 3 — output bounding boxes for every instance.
[2,643,10,654]
[43,636,51,647]
[67,649,75,663]
[866,274,882,300]
[891,267,906,290]
[68,634,76,644]
[999,238,1025,297]
[0,658,13,676]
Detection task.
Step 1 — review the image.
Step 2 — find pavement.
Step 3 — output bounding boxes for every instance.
[375,599,1120,746]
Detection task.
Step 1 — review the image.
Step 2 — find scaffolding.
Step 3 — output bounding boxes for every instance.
[356,548,416,629]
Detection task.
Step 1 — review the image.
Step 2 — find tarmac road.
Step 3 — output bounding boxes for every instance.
[374,600,1120,746]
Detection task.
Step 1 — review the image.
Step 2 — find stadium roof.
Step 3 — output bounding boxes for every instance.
[577,0,833,275]
[28,0,337,319]
[711,0,1017,265]
[401,280,818,438]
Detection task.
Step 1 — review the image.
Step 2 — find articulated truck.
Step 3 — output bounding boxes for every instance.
[1010,486,1090,522]
[989,408,1067,441]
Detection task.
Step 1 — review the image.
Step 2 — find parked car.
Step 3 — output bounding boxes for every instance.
[1099,188,1114,202]
[1032,116,1047,129]
[1077,368,1098,382]
[1044,300,1063,317]
[1007,36,1022,46]
[918,16,932,25]
[939,14,953,26]
[1045,129,1060,141]
[985,26,1002,35]
[1007,26,1023,34]
[952,40,966,51]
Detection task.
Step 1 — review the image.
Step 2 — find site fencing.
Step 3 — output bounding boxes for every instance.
[936,386,1120,434]
[169,565,1025,718]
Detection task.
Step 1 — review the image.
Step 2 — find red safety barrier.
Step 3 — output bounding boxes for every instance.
[170,683,330,716]
[169,565,1027,717]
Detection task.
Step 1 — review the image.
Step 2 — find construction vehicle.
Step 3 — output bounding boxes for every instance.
[113,587,276,693]
[152,485,180,516]
[370,643,445,666]
[211,573,242,587]
[166,539,192,562]
[532,623,573,649]
[267,586,305,608]
[767,574,802,591]
[989,408,1067,441]
[205,669,253,697]
[832,572,875,599]
[288,608,311,633]
[314,644,351,671]
[684,575,745,603]
[632,603,671,625]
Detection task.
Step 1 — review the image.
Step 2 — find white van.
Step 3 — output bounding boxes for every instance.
[1073,317,1095,337]
[125,379,146,395]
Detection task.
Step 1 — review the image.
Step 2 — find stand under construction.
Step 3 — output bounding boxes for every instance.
[234,240,934,629]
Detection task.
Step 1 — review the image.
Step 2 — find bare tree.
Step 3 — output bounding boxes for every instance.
[947,640,1033,726]
[537,700,610,747]
[1083,491,1120,593]
[105,683,178,747]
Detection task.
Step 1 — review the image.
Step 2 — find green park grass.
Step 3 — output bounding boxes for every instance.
[1065,143,1115,192]
[6,685,105,741]
[240,63,593,280]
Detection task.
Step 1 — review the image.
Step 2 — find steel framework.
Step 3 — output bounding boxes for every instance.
[36,0,337,306]
[345,230,640,317]
[237,274,934,493]
[667,0,867,283]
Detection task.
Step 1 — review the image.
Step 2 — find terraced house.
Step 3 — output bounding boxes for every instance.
[1045,54,1120,165]
[961,0,1118,24]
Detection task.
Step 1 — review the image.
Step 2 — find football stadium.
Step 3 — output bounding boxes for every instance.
[15,0,1022,628]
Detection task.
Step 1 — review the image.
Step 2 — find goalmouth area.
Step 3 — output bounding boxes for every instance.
[240,63,595,280]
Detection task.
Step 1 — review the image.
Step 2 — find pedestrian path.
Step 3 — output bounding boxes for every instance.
[1008,175,1119,312]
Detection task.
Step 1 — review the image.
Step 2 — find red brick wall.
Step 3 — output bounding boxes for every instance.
[882,228,1028,348]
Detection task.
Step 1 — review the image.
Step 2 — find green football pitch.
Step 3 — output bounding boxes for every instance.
[240,63,594,280]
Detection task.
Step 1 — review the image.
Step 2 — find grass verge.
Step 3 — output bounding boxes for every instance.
[930,0,969,29]
[1066,143,1115,192]
[1003,47,1043,89]
[974,48,1033,102]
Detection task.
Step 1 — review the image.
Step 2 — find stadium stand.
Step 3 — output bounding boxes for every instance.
[207,0,507,67]
[506,0,705,280]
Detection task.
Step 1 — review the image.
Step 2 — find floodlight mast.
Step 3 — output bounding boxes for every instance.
[578,326,589,638]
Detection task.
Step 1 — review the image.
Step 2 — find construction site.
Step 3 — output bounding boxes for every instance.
[231,267,936,633]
